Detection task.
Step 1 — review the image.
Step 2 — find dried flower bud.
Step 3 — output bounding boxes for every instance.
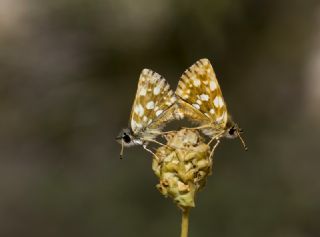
[152,129,212,210]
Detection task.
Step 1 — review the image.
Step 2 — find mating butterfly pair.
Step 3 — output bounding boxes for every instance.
[116,58,247,159]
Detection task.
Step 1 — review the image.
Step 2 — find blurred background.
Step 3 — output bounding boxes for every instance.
[1,0,320,236]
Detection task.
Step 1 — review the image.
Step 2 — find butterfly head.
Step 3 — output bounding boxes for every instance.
[225,119,248,151]
[116,128,136,146]
[116,128,137,159]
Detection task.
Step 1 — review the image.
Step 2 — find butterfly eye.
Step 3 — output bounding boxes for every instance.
[228,127,235,135]
[123,134,131,143]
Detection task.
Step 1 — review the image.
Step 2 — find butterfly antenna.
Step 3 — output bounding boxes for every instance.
[120,140,124,159]
[236,130,248,151]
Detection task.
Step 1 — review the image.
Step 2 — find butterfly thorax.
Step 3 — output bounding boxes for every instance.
[201,126,225,138]
[136,127,160,141]
[199,114,236,139]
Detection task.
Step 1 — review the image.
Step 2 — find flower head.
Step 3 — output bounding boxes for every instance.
[152,129,212,210]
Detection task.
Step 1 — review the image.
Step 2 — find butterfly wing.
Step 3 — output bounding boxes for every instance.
[129,69,176,137]
[175,58,228,129]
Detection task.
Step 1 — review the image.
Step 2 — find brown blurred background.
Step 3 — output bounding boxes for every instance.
[1,0,320,236]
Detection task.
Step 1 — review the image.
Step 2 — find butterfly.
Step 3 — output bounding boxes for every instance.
[174,58,247,156]
[116,69,177,159]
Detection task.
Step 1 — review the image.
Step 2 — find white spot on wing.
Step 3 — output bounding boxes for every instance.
[170,97,176,103]
[213,96,224,108]
[150,72,161,84]
[193,78,201,87]
[200,94,209,101]
[219,97,224,107]
[192,104,200,109]
[139,88,147,96]
[210,108,215,114]
[210,80,217,91]
[153,86,161,95]
[156,110,163,116]
[134,104,144,117]
[131,120,137,130]
[146,101,155,110]
[131,119,142,130]
[174,110,184,119]
[142,69,149,75]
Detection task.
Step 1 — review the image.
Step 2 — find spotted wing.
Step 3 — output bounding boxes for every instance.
[175,58,228,128]
[129,69,176,135]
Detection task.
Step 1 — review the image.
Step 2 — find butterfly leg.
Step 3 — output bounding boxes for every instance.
[208,135,217,146]
[144,138,169,147]
[209,139,220,159]
[142,144,161,161]
[144,138,174,150]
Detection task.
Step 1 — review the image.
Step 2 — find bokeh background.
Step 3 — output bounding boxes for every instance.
[1,0,320,236]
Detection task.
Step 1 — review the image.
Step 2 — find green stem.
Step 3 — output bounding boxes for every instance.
[180,208,190,237]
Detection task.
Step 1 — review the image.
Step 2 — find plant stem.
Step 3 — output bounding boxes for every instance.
[180,208,190,237]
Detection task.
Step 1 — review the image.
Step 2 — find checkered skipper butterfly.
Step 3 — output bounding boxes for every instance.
[175,58,247,156]
[116,69,176,159]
